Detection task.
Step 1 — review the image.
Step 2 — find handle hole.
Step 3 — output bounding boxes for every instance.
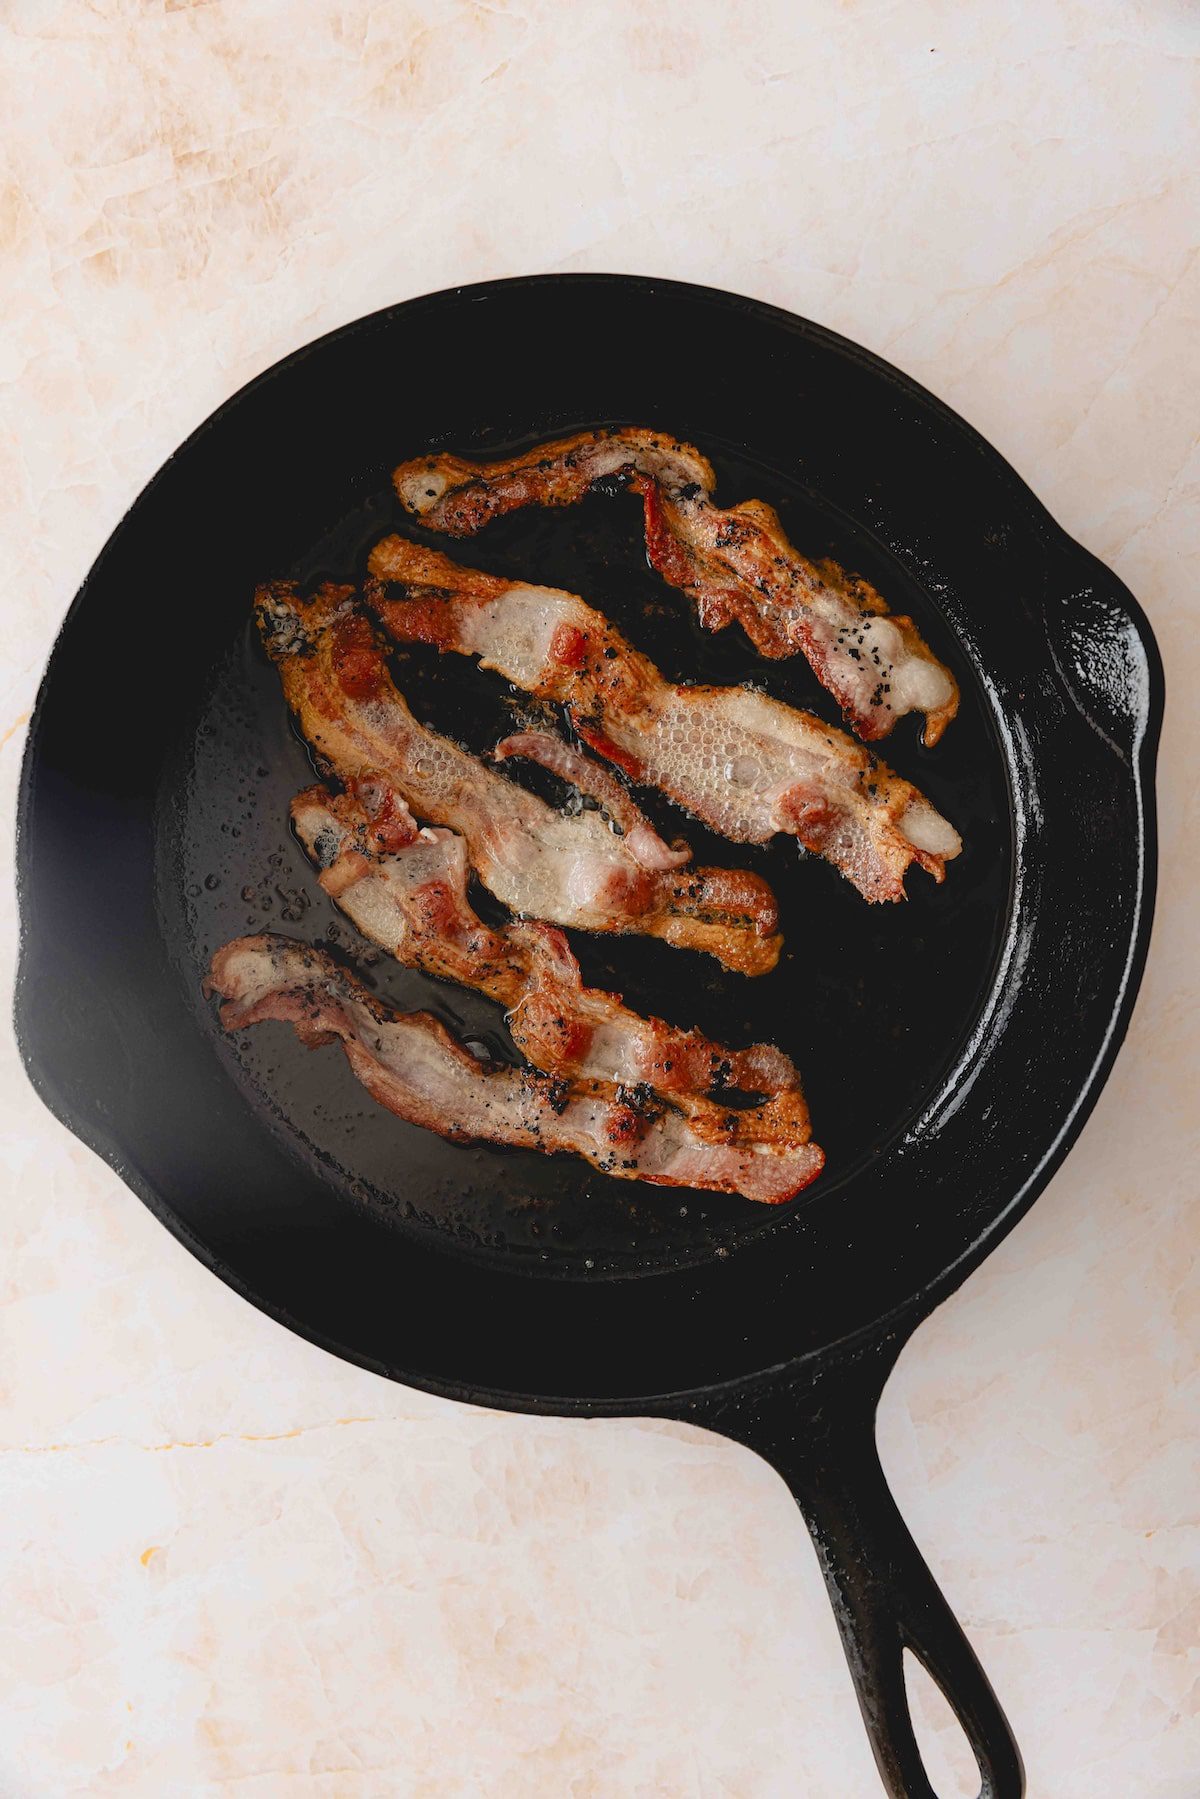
[903,1647,985,1798]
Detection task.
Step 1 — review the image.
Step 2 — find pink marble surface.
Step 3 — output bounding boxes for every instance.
[1,2,1197,1793]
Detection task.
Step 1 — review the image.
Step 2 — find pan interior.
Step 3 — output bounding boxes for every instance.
[165,428,1013,1280]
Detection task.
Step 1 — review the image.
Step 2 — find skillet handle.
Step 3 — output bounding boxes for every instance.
[696,1340,1024,1799]
[1041,558,1161,759]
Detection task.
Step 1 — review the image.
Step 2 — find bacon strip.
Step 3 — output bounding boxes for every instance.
[291,782,816,1154]
[256,581,781,975]
[491,732,690,874]
[392,427,959,747]
[366,539,961,902]
[206,935,823,1203]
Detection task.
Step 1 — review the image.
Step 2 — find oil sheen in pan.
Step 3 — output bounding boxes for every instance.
[169,428,1013,1278]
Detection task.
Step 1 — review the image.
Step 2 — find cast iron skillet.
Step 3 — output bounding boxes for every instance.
[15,276,1161,1798]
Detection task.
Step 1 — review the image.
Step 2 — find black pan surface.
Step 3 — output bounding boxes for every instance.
[16,277,1160,1799]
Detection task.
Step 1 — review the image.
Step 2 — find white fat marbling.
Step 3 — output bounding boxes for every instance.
[463,589,566,687]
[0,2,1197,1795]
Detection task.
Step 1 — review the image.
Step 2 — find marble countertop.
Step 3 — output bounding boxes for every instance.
[1,3,1196,1794]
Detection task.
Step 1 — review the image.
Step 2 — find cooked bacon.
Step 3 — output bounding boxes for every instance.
[492,732,691,874]
[392,427,959,747]
[393,428,714,529]
[256,580,781,975]
[292,784,523,996]
[366,539,961,902]
[205,935,824,1203]
[291,782,815,1153]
